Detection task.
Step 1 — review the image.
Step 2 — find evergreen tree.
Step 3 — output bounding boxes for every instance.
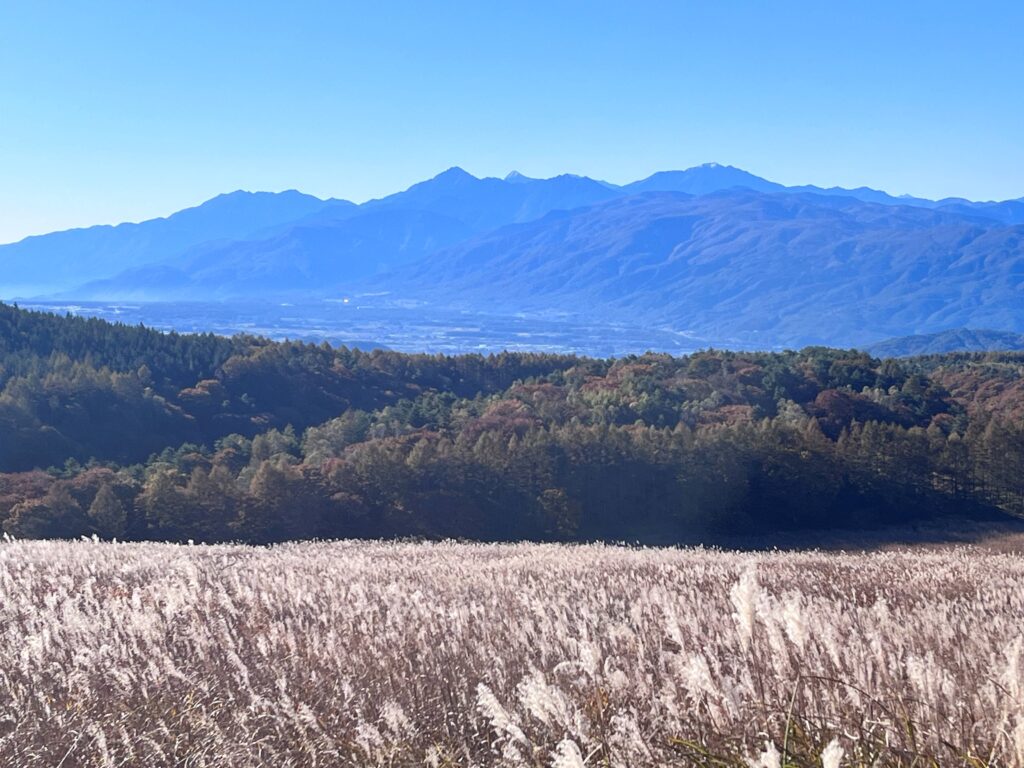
[87,483,127,539]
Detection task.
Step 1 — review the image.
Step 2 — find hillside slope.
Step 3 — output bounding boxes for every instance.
[69,208,475,299]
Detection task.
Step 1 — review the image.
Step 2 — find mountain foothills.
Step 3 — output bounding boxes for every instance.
[1,303,1022,544]
[866,328,1024,358]
[3,164,1023,349]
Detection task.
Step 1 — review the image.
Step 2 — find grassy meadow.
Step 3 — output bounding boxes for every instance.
[1,537,1023,766]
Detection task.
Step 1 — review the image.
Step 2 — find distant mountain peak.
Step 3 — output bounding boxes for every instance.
[432,166,477,183]
[206,188,320,205]
[625,164,783,196]
[504,171,534,184]
[201,189,259,206]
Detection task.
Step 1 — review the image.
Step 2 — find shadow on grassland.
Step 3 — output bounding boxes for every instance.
[698,514,1024,553]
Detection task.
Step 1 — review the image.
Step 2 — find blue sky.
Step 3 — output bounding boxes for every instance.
[1,1,1022,244]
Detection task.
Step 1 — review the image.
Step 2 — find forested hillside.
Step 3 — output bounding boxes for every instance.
[1,302,1022,543]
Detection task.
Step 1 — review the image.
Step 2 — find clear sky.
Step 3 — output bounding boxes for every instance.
[1,1,1022,244]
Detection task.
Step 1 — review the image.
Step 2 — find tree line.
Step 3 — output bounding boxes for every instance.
[1,302,1022,543]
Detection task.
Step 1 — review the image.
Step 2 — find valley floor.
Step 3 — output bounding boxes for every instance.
[2,538,1023,766]
[19,300,712,357]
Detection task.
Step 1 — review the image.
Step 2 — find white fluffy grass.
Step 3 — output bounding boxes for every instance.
[1,538,1022,766]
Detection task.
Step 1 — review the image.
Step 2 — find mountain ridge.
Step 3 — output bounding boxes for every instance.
[4,163,1024,351]
[0,190,350,296]
[376,189,1024,347]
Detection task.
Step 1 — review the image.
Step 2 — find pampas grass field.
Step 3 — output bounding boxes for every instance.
[1,537,1023,766]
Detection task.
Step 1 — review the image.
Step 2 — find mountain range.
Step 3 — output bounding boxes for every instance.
[385,190,1024,346]
[2,163,1023,348]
